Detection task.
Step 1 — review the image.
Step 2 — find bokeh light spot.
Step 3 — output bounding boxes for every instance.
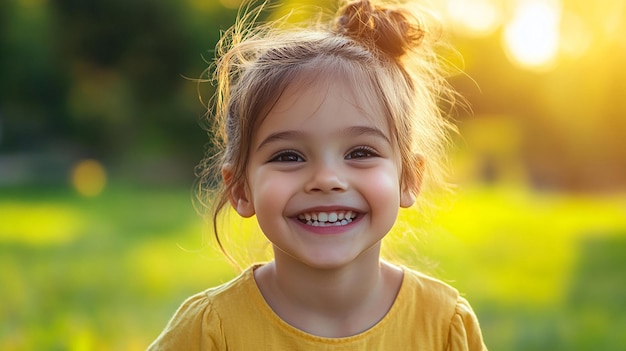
[70,159,107,197]
[503,0,561,70]
[447,0,500,37]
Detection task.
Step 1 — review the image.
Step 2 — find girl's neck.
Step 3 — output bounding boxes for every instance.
[253,246,404,337]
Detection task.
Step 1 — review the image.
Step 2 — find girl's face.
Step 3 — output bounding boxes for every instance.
[226,77,415,270]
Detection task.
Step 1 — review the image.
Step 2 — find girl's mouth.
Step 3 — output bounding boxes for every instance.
[296,210,359,227]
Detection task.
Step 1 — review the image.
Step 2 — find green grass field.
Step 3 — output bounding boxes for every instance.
[1,185,625,350]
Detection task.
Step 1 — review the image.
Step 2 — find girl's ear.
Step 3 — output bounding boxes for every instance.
[222,165,255,218]
[400,154,424,208]
[400,188,416,208]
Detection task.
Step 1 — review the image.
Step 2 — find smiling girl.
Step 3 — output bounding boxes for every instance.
[149,0,487,349]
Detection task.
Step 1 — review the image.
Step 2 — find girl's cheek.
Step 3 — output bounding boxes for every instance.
[254,172,298,199]
[360,170,401,200]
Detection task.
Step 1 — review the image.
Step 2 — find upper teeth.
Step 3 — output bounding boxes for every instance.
[297,211,357,226]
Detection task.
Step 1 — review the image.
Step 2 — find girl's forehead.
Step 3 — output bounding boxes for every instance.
[266,71,389,130]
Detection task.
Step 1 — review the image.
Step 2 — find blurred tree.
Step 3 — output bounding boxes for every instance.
[0,0,240,180]
[53,0,199,158]
[0,0,66,152]
[447,0,626,191]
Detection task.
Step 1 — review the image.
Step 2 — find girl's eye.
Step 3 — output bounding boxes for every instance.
[346,146,378,159]
[268,151,304,163]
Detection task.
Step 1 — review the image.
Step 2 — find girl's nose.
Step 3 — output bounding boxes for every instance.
[304,161,348,193]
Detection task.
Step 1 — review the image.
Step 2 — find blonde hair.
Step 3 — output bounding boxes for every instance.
[196,0,459,258]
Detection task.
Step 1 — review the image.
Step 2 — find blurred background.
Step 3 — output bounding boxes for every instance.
[1,0,625,349]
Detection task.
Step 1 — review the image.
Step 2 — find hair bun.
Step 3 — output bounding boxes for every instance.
[334,0,425,58]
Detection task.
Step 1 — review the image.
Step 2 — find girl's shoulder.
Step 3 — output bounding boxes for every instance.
[397,267,487,350]
[147,267,258,350]
[399,267,461,306]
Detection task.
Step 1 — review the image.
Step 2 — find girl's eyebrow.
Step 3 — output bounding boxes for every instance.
[256,126,391,151]
[341,126,391,145]
[256,130,305,151]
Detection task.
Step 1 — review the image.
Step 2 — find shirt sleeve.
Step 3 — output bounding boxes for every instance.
[446,296,488,351]
[147,292,225,351]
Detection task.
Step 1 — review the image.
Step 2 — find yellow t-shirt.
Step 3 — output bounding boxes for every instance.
[148,265,487,350]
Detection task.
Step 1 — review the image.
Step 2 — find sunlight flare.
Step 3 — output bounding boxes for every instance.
[447,0,501,36]
[503,0,561,70]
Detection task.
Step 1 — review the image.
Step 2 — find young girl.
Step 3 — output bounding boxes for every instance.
[149,0,486,349]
